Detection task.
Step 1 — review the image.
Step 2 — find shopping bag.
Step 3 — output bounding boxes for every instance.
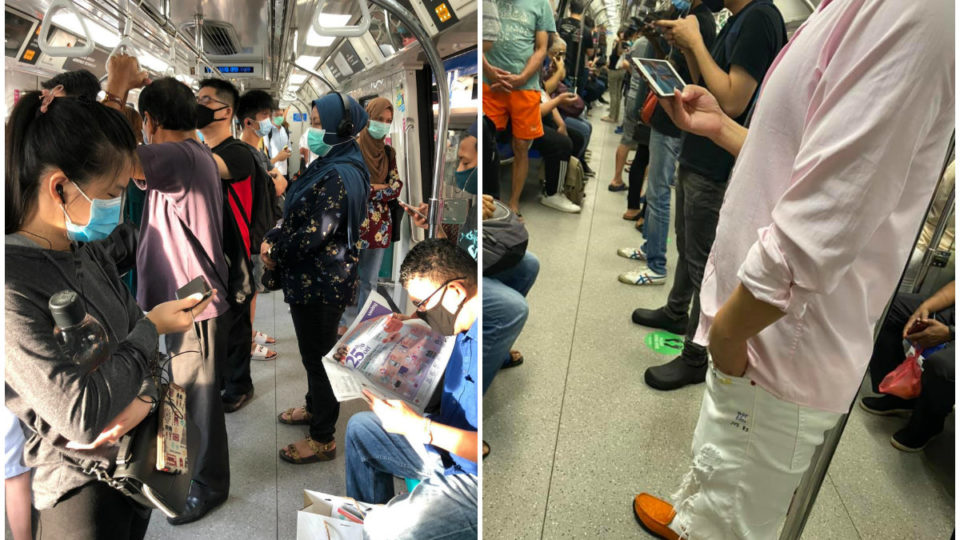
[296,490,375,540]
[878,345,924,399]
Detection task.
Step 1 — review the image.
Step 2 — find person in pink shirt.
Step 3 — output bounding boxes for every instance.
[631,1,955,538]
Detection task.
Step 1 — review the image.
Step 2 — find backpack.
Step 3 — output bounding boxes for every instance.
[220,183,255,306]
[220,138,282,254]
[482,199,529,276]
[563,156,586,206]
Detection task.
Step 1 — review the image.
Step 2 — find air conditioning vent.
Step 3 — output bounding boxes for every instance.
[181,20,241,56]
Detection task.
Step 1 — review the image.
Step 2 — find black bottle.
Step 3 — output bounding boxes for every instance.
[49,290,108,372]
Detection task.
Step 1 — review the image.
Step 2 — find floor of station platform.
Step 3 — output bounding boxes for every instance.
[481,104,955,539]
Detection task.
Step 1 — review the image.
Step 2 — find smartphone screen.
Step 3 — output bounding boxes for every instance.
[633,58,686,98]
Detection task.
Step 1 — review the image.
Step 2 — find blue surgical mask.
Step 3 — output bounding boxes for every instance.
[307,127,333,157]
[455,167,477,195]
[671,0,691,11]
[256,118,272,137]
[61,181,122,243]
[367,120,391,140]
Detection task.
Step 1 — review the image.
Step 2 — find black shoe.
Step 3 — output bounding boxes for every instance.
[167,489,228,525]
[222,389,254,413]
[644,355,707,391]
[599,96,609,104]
[859,395,915,416]
[631,306,688,335]
[891,424,941,452]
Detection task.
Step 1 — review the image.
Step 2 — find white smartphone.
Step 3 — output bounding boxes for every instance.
[632,58,687,98]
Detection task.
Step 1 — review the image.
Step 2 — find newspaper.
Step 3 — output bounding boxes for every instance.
[322,292,455,414]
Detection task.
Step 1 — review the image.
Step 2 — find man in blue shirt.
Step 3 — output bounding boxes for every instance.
[345,239,479,540]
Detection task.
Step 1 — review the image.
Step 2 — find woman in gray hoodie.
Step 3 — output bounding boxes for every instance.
[4,84,213,539]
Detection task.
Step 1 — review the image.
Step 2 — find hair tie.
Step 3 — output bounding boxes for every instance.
[39,84,66,114]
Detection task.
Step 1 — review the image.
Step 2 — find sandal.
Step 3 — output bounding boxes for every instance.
[278,406,313,425]
[253,330,276,345]
[608,183,628,192]
[502,350,524,369]
[252,343,278,361]
[623,210,643,221]
[279,437,336,464]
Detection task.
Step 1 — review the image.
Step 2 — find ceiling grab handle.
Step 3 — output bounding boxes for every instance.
[291,61,339,93]
[38,0,96,58]
[369,0,450,239]
[312,0,371,38]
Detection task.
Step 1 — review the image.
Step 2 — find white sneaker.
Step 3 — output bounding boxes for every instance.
[618,266,666,286]
[540,193,581,213]
[617,247,647,261]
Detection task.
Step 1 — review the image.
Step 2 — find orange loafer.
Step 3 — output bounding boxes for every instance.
[633,493,679,540]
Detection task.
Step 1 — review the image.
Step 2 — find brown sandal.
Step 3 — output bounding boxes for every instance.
[278,406,312,425]
[279,437,336,464]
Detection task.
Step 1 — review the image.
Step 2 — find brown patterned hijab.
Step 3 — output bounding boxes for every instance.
[356,97,394,184]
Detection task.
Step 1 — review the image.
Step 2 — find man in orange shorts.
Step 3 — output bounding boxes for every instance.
[482,0,556,214]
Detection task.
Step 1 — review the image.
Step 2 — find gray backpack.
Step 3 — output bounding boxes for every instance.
[482,199,529,276]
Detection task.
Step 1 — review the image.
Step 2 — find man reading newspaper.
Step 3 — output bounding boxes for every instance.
[344,239,479,540]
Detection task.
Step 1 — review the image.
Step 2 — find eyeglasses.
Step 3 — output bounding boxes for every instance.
[413,277,466,311]
[196,95,228,107]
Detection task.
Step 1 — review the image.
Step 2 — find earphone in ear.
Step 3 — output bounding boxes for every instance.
[55,183,65,203]
[334,92,354,139]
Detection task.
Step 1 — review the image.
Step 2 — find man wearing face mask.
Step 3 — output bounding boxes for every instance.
[344,239,478,540]
[265,105,292,178]
[631,0,786,390]
[102,55,232,525]
[196,78,259,413]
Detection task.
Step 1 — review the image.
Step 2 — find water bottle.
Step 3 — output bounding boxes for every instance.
[49,290,109,373]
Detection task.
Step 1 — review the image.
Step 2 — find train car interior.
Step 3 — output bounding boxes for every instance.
[4,0,477,537]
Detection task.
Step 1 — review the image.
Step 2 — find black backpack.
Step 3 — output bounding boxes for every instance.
[220,183,255,306]
[247,150,282,255]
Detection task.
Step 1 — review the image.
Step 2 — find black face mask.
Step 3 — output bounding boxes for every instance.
[702,0,725,12]
[415,280,466,336]
[196,104,228,129]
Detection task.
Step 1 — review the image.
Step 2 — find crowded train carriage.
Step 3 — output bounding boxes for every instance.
[4,0,479,538]
[481,0,954,538]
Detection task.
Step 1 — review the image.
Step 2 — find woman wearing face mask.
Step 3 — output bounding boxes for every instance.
[339,97,404,334]
[4,88,215,538]
[261,93,371,464]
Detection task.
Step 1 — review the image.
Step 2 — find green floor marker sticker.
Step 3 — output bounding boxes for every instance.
[645,331,684,355]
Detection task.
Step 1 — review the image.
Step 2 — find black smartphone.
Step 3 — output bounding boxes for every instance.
[176,276,212,303]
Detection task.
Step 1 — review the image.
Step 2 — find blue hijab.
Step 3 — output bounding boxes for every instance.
[284,93,370,248]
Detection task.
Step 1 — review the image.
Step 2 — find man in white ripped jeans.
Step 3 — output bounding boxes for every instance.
[631,1,955,538]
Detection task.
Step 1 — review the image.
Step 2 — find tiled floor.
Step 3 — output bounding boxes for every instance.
[481,106,955,539]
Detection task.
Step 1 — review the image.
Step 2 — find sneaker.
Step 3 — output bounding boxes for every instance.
[632,306,688,334]
[644,356,707,391]
[617,247,647,261]
[633,493,680,540]
[891,425,942,452]
[859,395,915,416]
[540,193,581,213]
[619,267,666,286]
[615,125,624,134]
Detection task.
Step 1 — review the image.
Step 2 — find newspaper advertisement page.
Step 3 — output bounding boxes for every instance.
[322,292,454,414]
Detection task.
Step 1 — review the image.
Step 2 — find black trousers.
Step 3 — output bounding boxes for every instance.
[220,300,254,401]
[289,302,343,443]
[664,167,729,364]
[530,123,573,196]
[37,482,150,540]
[627,144,651,210]
[482,115,502,200]
[869,293,955,433]
[166,313,231,495]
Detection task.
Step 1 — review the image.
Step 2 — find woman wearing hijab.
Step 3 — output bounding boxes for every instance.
[260,93,370,464]
[339,97,403,332]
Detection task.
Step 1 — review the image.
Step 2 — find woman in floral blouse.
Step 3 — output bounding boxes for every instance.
[260,93,370,464]
[339,97,403,331]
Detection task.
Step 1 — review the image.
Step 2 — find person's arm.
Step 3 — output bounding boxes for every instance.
[543,58,566,94]
[903,281,956,338]
[552,109,566,134]
[212,154,233,179]
[658,86,749,157]
[716,22,953,373]
[363,390,477,463]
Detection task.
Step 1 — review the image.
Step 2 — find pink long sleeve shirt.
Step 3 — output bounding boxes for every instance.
[694,0,955,413]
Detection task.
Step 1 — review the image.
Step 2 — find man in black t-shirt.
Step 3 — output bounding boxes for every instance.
[631,0,786,391]
[197,79,258,415]
[556,0,594,91]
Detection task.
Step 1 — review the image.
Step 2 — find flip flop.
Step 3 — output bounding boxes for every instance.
[253,331,276,345]
[278,406,313,425]
[252,343,278,361]
[279,437,336,464]
[608,183,628,192]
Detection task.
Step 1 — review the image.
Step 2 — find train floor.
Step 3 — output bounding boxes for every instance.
[481,106,955,539]
[143,290,401,539]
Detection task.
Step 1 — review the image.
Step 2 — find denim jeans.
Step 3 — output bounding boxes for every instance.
[641,128,682,275]
[665,168,728,363]
[482,252,540,393]
[564,116,592,161]
[345,413,478,540]
[341,247,387,327]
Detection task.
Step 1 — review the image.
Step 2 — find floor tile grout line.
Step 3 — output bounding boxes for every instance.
[538,121,608,540]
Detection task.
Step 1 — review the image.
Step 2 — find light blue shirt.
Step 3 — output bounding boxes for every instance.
[266,124,290,176]
[483,0,556,91]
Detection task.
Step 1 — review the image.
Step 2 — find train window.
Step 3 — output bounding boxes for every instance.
[368,3,418,58]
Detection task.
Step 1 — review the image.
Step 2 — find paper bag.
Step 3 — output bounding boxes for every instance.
[296,490,375,540]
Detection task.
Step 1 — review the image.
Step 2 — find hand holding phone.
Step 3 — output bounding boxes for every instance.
[176,276,212,303]
[399,200,427,220]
